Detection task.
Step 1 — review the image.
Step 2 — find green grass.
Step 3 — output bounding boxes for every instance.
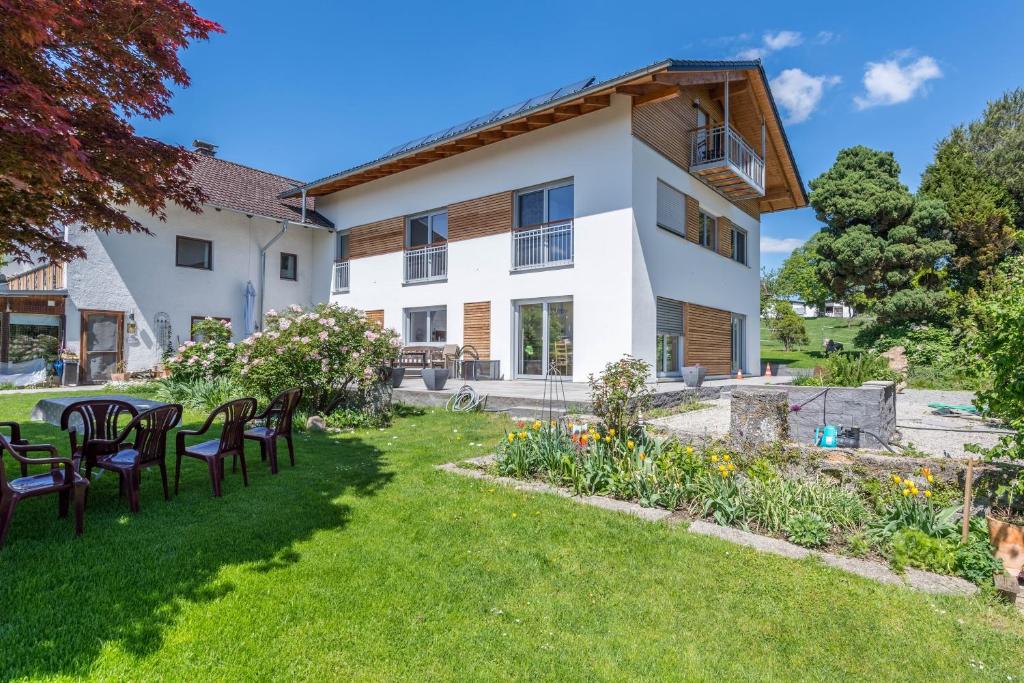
[1,389,1022,680]
[761,315,871,369]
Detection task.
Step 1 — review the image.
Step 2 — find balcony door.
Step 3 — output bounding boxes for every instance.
[514,298,573,379]
[406,209,447,282]
[80,310,123,384]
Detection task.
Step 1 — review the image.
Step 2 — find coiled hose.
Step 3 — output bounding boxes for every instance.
[446,384,485,412]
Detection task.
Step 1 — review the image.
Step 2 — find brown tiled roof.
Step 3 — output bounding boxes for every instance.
[190,153,333,228]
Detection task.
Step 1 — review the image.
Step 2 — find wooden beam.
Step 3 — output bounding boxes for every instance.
[633,85,682,106]
[653,71,748,86]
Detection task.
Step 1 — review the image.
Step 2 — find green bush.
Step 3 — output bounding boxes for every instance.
[587,355,653,437]
[768,301,810,351]
[154,376,242,412]
[784,512,830,547]
[165,317,237,382]
[890,529,955,574]
[954,536,1004,585]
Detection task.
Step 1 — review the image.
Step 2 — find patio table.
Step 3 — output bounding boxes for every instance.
[30,394,174,428]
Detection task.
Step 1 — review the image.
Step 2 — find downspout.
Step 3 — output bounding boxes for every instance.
[256,188,307,328]
[258,220,289,329]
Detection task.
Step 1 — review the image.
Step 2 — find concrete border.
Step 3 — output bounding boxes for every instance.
[437,457,978,597]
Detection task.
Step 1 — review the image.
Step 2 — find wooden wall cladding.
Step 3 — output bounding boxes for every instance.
[683,302,732,375]
[5,262,64,291]
[364,309,385,328]
[449,192,512,242]
[684,194,699,243]
[0,295,65,315]
[717,216,733,258]
[462,301,491,360]
[348,217,404,259]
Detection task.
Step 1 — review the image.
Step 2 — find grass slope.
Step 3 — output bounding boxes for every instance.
[1,389,1021,680]
[761,316,871,369]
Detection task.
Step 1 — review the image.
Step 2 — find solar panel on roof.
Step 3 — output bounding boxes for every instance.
[383,77,595,158]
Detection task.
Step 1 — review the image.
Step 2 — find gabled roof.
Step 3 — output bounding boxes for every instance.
[284,58,807,213]
[191,153,333,228]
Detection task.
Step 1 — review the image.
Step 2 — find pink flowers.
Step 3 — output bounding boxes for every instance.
[279,320,291,331]
[318,331,329,341]
[364,330,378,342]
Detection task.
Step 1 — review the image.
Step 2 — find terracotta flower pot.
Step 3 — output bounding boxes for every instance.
[987,513,1024,580]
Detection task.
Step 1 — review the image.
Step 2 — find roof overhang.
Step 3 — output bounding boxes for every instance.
[286,59,807,213]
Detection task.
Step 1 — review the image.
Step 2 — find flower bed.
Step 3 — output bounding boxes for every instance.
[493,419,1003,586]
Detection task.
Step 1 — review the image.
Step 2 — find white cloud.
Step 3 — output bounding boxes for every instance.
[736,30,803,60]
[761,237,805,254]
[770,68,841,124]
[815,30,835,45]
[854,54,942,109]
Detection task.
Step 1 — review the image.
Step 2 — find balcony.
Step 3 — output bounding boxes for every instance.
[332,261,349,293]
[690,125,765,200]
[511,220,573,271]
[404,243,447,283]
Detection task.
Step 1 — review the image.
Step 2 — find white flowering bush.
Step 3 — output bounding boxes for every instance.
[237,303,400,414]
[165,317,237,382]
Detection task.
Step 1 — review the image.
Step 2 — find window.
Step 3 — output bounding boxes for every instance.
[335,232,349,261]
[176,236,212,269]
[731,225,748,265]
[516,181,573,228]
[407,210,448,248]
[656,180,685,236]
[191,316,230,341]
[698,210,717,250]
[279,252,297,280]
[655,297,684,377]
[404,306,447,344]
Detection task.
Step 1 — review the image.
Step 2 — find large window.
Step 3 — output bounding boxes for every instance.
[698,211,717,250]
[404,306,447,344]
[655,297,683,377]
[7,314,60,363]
[280,252,297,280]
[176,236,213,270]
[516,181,573,228]
[335,232,349,261]
[656,180,685,236]
[407,210,448,248]
[731,225,748,265]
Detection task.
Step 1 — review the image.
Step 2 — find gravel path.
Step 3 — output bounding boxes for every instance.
[646,389,1011,459]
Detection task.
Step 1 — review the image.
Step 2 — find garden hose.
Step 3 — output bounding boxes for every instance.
[447,384,484,413]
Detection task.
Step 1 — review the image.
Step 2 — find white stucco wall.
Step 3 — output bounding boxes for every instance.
[630,138,762,377]
[64,205,325,373]
[315,95,636,382]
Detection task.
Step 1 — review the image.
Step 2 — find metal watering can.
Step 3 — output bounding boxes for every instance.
[814,424,839,448]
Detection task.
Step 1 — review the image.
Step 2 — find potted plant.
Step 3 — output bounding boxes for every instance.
[109,359,128,383]
[421,367,448,391]
[681,364,706,387]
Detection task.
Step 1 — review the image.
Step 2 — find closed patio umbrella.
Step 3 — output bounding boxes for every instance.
[243,281,257,335]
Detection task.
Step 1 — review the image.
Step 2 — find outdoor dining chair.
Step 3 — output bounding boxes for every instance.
[87,404,182,512]
[60,399,139,473]
[0,432,88,548]
[175,398,256,498]
[0,421,32,476]
[243,388,302,474]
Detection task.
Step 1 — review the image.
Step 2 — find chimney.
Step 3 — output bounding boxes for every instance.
[192,139,218,157]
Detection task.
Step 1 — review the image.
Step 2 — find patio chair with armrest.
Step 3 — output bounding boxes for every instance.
[87,403,182,512]
[244,388,302,474]
[60,399,139,474]
[0,421,31,476]
[175,398,256,498]
[0,432,88,548]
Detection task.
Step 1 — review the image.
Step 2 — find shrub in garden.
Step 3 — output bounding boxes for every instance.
[784,511,830,548]
[588,355,654,436]
[164,317,236,382]
[867,470,958,543]
[889,529,955,574]
[237,303,400,416]
[154,375,242,412]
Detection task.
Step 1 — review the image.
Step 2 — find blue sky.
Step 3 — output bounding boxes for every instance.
[134,0,1024,270]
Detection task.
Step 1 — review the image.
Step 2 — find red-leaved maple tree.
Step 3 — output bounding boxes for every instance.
[0,0,223,264]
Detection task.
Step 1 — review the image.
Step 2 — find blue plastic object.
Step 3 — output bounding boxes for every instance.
[814,424,839,448]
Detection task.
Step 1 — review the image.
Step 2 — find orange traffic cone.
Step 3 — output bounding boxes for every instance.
[736,369,744,381]
[765,363,773,377]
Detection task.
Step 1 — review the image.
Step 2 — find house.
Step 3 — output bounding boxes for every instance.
[783,297,856,319]
[292,58,806,381]
[2,145,334,383]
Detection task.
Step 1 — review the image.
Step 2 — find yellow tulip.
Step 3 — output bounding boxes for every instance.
[723,454,731,462]
[711,455,719,463]
[728,463,735,471]
[532,420,542,430]
[604,436,611,443]
[627,440,635,450]
[609,428,616,436]
[903,488,911,497]
[892,475,901,485]
[685,445,694,455]
[926,474,934,483]
[924,490,932,498]
[507,434,514,443]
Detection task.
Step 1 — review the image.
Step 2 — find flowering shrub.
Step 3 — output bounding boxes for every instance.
[164,317,237,382]
[236,303,400,414]
[588,355,654,437]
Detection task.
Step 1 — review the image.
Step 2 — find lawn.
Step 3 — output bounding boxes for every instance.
[1,389,1022,680]
[761,315,871,369]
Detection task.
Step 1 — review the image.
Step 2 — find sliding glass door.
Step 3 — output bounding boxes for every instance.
[515,298,573,378]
